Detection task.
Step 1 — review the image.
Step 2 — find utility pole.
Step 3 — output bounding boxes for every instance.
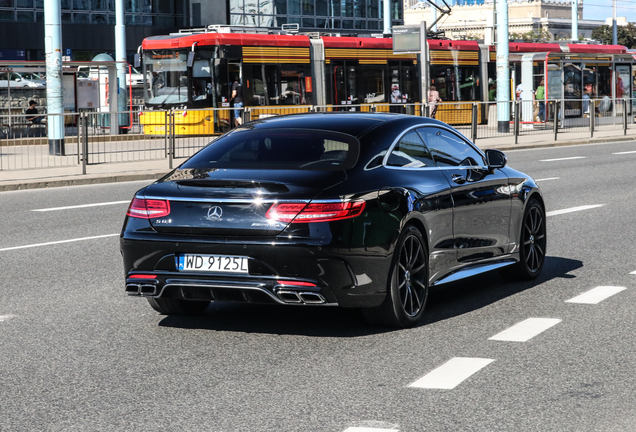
[571,0,578,41]
[115,0,128,130]
[496,0,509,133]
[44,0,64,155]
[613,0,618,45]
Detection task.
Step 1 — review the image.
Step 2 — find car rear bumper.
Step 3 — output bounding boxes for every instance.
[121,237,393,308]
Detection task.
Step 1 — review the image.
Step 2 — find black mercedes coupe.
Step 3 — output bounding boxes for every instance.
[120,113,546,327]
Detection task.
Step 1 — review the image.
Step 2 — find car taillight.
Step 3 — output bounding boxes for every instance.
[126,198,170,219]
[266,201,365,223]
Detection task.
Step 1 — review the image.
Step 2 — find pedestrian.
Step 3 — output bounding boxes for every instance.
[535,79,545,122]
[582,83,592,117]
[427,85,442,119]
[390,84,402,113]
[230,76,243,127]
[515,81,523,100]
[25,100,45,124]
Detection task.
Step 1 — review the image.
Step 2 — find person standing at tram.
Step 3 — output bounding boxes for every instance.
[230,76,243,127]
[535,79,545,122]
[427,85,442,119]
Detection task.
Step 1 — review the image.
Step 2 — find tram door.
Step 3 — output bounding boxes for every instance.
[212,58,228,132]
[212,60,242,131]
[331,61,358,110]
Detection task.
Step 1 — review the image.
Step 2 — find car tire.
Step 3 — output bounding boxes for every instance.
[502,199,546,281]
[146,298,210,315]
[363,225,429,328]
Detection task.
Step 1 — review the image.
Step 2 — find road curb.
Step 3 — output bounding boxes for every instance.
[0,172,169,192]
[478,134,635,151]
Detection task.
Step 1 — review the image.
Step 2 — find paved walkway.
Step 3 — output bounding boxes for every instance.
[0,127,634,192]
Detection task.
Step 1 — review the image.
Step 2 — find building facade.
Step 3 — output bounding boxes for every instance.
[0,1,406,62]
[403,0,609,42]
[0,0,194,61]
[226,0,403,32]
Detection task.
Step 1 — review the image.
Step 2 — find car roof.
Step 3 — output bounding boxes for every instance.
[246,112,441,138]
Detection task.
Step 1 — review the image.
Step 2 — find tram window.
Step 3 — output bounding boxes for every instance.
[547,63,562,99]
[280,66,309,105]
[597,66,612,97]
[564,63,582,99]
[144,51,188,105]
[361,66,385,103]
[191,60,211,103]
[430,65,479,102]
[248,64,279,106]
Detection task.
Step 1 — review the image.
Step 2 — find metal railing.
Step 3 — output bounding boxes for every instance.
[2,99,636,172]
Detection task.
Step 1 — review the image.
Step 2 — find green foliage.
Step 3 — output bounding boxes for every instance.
[510,28,554,43]
[591,24,636,48]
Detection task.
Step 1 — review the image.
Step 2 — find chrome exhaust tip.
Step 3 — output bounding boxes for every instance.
[276,290,326,304]
[298,292,326,304]
[139,284,157,296]
[126,284,141,295]
[276,290,303,303]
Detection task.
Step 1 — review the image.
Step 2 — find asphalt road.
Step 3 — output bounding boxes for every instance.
[1,141,636,431]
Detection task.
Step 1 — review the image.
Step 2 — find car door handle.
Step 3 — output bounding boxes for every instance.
[452,174,466,184]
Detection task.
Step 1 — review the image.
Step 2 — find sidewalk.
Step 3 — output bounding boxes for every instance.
[1,127,634,192]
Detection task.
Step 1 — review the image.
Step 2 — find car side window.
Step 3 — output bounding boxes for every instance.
[386,130,435,168]
[417,127,485,167]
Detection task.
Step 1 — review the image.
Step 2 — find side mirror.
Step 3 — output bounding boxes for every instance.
[485,149,507,169]
[134,53,141,68]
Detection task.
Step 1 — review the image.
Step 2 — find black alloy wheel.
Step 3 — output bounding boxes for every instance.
[363,225,429,327]
[522,202,546,273]
[502,199,546,280]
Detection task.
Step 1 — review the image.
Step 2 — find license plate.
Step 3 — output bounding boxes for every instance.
[177,254,249,273]
[154,126,165,132]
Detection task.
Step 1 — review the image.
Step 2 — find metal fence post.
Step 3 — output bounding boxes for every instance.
[164,110,169,158]
[624,100,628,135]
[471,103,478,141]
[514,100,520,144]
[81,112,88,175]
[590,100,595,138]
[169,110,175,170]
[243,107,250,124]
[553,101,558,141]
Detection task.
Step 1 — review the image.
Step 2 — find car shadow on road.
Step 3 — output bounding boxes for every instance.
[157,302,387,337]
[423,255,583,325]
[158,255,582,336]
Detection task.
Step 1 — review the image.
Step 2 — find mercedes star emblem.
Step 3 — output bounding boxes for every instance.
[206,206,223,221]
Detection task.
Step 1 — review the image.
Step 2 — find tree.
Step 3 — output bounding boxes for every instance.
[591,24,636,48]
[510,28,554,43]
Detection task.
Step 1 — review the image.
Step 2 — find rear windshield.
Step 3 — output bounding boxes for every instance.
[181,128,359,171]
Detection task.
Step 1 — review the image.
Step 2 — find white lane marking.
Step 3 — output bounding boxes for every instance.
[631,271,636,275]
[31,200,130,212]
[0,234,119,252]
[408,357,495,390]
[566,286,627,304]
[343,428,399,432]
[0,315,15,322]
[612,150,636,155]
[535,177,560,182]
[546,204,604,217]
[540,156,586,162]
[489,318,561,342]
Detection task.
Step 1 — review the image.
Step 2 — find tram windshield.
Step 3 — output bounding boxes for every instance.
[144,50,188,106]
